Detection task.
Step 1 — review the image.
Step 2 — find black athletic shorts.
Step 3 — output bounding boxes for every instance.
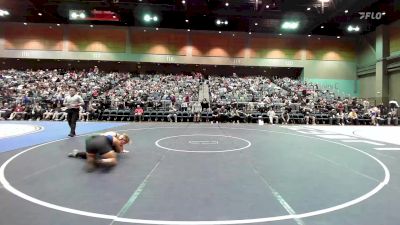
[85,135,113,155]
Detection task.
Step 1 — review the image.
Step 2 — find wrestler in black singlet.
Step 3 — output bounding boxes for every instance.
[85,135,115,155]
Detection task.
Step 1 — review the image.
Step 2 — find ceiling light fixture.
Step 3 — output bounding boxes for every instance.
[143,14,159,23]
[69,10,86,20]
[144,14,151,21]
[337,36,340,38]
[266,5,270,8]
[225,2,229,7]
[344,9,348,13]
[347,25,360,32]
[0,9,10,17]
[216,19,228,26]
[307,7,311,11]
[71,12,78,19]
[254,22,258,26]
[281,21,299,30]
[318,0,330,13]
[38,12,42,16]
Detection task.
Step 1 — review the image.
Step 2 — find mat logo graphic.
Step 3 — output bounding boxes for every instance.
[359,12,383,20]
[188,140,218,145]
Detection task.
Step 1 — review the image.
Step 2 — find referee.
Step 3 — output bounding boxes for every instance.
[63,86,84,137]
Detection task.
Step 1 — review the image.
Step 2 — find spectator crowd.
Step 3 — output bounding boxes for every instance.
[0,67,398,126]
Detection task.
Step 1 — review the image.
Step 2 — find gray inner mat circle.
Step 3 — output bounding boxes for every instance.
[0,124,44,140]
[0,126,390,225]
[155,134,251,153]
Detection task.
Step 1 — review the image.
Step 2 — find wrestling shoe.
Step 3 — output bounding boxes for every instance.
[68,149,79,157]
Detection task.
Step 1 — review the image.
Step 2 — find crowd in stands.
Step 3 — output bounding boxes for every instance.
[1,67,128,108]
[0,68,201,121]
[104,73,200,110]
[0,68,398,126]
[206,75,398,125]
[208,76,285,103]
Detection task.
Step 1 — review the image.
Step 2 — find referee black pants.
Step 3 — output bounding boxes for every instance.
[67,108,79,135]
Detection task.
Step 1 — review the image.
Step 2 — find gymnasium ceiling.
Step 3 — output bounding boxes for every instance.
[0,0,399,37]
